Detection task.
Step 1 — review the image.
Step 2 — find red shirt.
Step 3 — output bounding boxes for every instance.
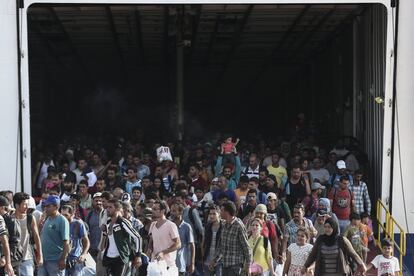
[191,177,208,193]
[329,188,354,220]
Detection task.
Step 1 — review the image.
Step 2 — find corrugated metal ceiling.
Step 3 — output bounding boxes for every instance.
[27,4,366,71]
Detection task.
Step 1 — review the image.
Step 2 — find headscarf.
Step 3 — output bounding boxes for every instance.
[318,198,331,212]
[319,218,339,246]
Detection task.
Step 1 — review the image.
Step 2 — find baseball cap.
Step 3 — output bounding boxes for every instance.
[142,207,153,219]
[317,209,328,217]
[0,196,9,207]
[93,192,102,199]
[336,160,346,169]
[211,177,219,183]
[28,196,36,209]
[267,192,277,200]
[311,182,326,190]
[43,195,60,206]
[254,204,267,214]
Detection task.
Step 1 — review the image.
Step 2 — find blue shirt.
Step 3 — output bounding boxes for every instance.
[124,180,141,195]
[212,189,236,203]
[214,156,242,190]
[86,210,101,250]
[41,215,70,261]
[69,219,87,260]
[175,221,194,273]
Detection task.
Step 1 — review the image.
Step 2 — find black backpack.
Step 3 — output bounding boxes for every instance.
[188,206,203,243]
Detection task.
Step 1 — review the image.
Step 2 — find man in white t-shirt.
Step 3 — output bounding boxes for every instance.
[308,157,330,185]
[366,238,400,276]
[147,200,181,273]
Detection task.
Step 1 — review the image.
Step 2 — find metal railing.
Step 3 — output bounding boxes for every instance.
[376,199,406,274]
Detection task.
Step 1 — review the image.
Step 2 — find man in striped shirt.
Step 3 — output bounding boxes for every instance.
[349,170,371,215]
[209,201,251,275]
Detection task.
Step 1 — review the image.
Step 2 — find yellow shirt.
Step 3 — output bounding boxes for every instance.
[248,236,272,272]
[267,165,288,188]
[235,188,248,205]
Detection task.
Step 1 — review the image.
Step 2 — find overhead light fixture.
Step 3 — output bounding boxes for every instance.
[375,96,384,104]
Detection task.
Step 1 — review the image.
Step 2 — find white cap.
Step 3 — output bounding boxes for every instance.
[311,182,326,190]
[28,196,36,209]
[336,160,346,169]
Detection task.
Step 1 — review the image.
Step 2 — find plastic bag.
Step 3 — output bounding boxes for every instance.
[147,260,169,276]
[156,146,173,162]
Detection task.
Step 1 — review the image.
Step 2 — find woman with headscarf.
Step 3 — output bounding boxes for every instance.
[310,198,340,234]
[302,218,366,275]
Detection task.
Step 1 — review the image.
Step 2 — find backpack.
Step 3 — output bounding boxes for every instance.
[330,174,353,188]
[266,214,283,239]
[188,206,203,242]
[258,191,267,204]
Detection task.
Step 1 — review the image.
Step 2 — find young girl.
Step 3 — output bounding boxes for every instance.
[248,218,275,276]
[221,136,239,155]
[221,136,239,165]
[283,227,313,276]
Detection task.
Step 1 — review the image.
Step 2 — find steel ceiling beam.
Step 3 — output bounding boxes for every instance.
[105,6,126,74]
[48,7,87,72]
[163,6,170,66]
[28,15,68,69]
[288,5,337,61]
[204,14,221,65]
[308,5,367,59]
[246,5,311,92]
[270,5,312,56]
[217,4,254,80]
[187,5,202,66]
[135,10,146,67]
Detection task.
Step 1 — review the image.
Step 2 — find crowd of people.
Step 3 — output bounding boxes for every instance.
[0,131,401,276]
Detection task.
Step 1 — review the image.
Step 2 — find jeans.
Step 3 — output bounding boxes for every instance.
[65,262,84,276]
[20,259,35,276]
[222,264,243,276]
[338,219,350,235]
[203,262,222,276]
[38,260,65,276]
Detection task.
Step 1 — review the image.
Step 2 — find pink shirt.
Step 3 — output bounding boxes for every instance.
[222,142,235,154]
[149,220,180,266]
